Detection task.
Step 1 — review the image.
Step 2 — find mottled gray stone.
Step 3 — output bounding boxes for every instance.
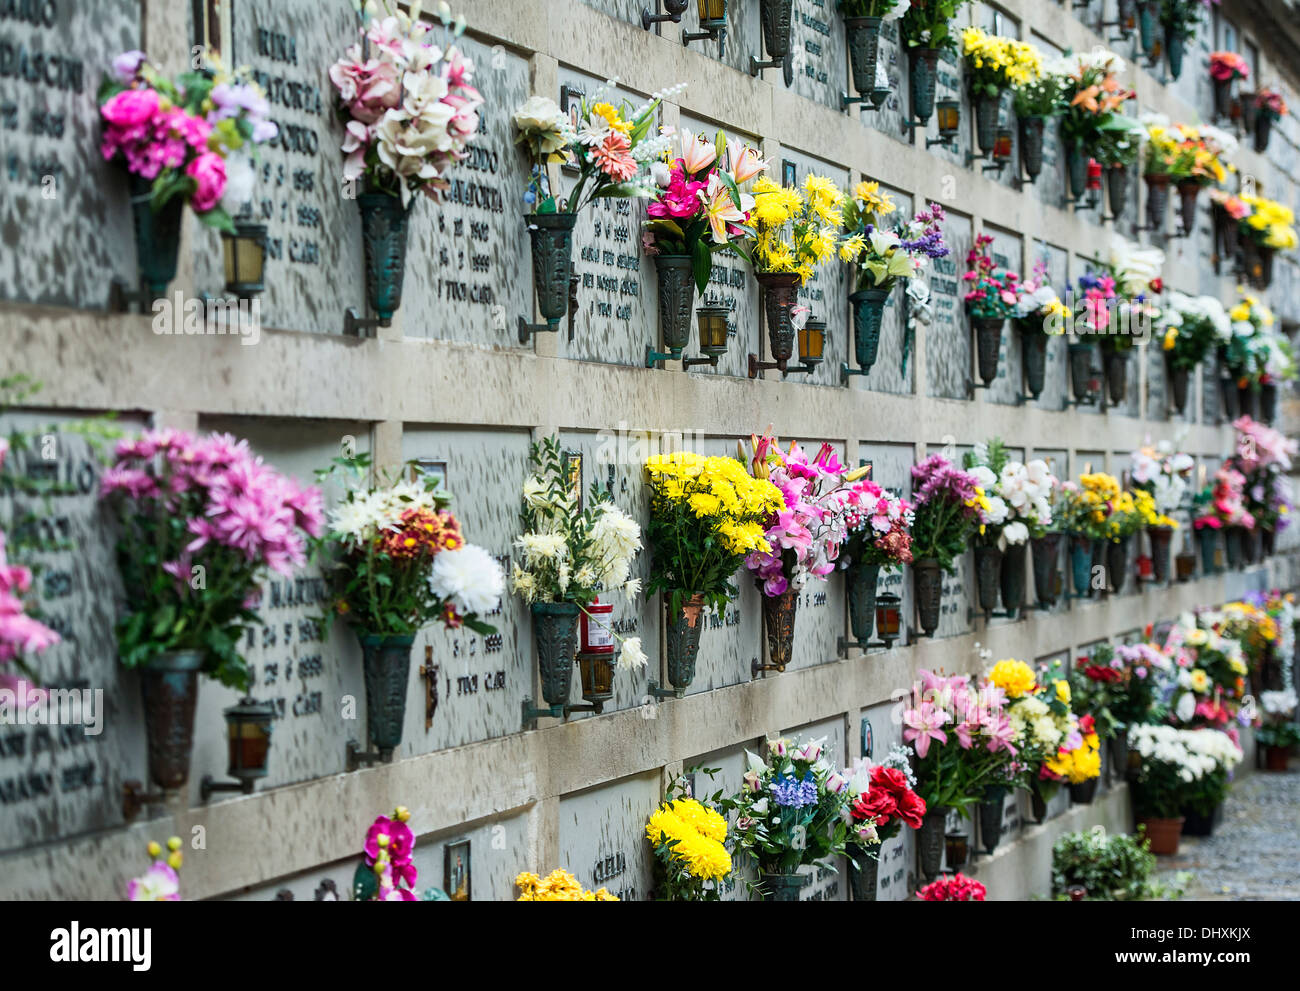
[926,209,973,399]
[557,769,660,900]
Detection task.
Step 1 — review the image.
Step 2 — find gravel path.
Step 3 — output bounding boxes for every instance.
[1154,760,1300,901]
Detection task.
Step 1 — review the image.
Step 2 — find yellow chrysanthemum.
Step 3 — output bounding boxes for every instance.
[989,659,1038,699]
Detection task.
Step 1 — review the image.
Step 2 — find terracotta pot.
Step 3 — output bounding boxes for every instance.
[1265,745,1290,771]
[1137,816,1184,856]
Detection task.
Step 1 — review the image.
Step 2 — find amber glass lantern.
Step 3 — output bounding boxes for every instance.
[788,317,826,374]
[993,128,1013,163]
[945,832,969,869]
[874,593,902,644]
[925,99,960,149]
[220,222,268,300]
[683,0,727,53]
[684,305,730,368]
[202,697,275,800]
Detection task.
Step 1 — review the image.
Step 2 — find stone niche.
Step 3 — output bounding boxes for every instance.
[1031,240,1070,414]
[857,441,917,637]
[0,0,140,308]
[776,714,846,900]
[856,700,917,901]
[981,222,1024,407]
[557,769,661,901]
[925,207,973,400]
[191,0,366,332]
[844,182,914,397]
[0,410,143,851]
[193,416,370,792]
[400,426,533,749]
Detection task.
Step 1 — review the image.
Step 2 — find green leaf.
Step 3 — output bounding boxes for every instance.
[692,238,713,295]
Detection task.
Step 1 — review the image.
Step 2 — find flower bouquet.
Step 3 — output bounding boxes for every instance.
[730,737,851,900]
[1231,417,1296,550]
[747,174,843,371]
[515,869,619,901]
[988,659,1077,819]
[1103,238,1165,402]
[1129,442,1189,578]
[645,770,732,900]
[0,528,59,702]
[1160,292,1231,412]
[1012,73,1064,182]
[99,51,278,303]
[510,436,644,709]
[840,747,926,900]
[903,669,1018,876]
[1239,195,1296,289]
[836,478,912,647]
[1072,642,1170,772]
[126,837,184,901]
[1050,48,1139,203]
[352,806,418,901]
[917,872,987,901]
[959,27,1041,155]
[909,454,989,634]
[102,429,323,790]
[962,235,1018,385]
[314,453,502,757]
[1130,724,1241,853]
[1158,0,1212,79]
[512,80,679,337]
[742,430,870,669]
[1252,88,1288,152]
[329,3,481,323]
[1143,119,1236,235]
[1193,465,1254,572]
[643,451,784,690]
[1209,51,1250,119]
[838,187,946,377]
[1161,616,1250,731]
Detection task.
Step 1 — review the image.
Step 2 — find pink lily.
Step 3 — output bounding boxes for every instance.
[903,702,950,759]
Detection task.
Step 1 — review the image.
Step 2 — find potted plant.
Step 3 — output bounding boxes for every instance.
[962,235,1017,386]
[510,437,646,709]
[1179,729,1242,835]
[99,52,277,305]
[1071,642,1170,779]
[1209,52,1250,120]
[730,737,851,900]
[1011,262,1070,401]
[512,82,679,340]
[917,873,987,900]
[899,0,972,126]
[331,4,482,326]
[102,430,323,792]
[841,749,927,900]
[839,189,948,378]
[959,27,1042,159]
[1252,89,1288,154]
[643,451,784,693]
[837,0,910,106]
[1051,829,1156,901]
[1158,292,1232,415]
[747,174,844,374]
[743,431,871,670]
[314,455,502,760]
[908,455,989,635]
[1011,74,1062,184]
[645,769,733,900]
[642,131,766,364]
[836,480,912,649]
[1258,690,1299,771]
[1131,724,1238,855]
[988,659,1079,823]
[904,669,1018,881]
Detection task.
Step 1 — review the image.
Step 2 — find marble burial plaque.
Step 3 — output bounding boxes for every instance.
[777,149,849,389]
[1072,254,1104,417]
[557,428,657,716]
[194,416,370,791]
[556,72,653,367]
[789,0,847,112]
[403,36,531,349]
[927,47,969,172]
[863,18,907,143]
[925,208,972,399]
[1029,240,1069,413]
[1029,32,1066,213]
[845,183,914,397]
[677,112,762,381]
[0,0,140,308]
[982,223,1024,407]
[679,743,757,901]
[193,0,365,332]
[401,428,532,750]
[0,411,143,852]
[558,770,661,901]
[923,439,973,641]
[230,811,531,901]
[776,715,846,901]
[857,700,918,901]
[1200,354,1220,425]
[855,442,917,640]
[1146,332,1169,420]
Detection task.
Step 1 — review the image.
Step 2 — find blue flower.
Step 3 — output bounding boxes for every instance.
[770,773,818,808]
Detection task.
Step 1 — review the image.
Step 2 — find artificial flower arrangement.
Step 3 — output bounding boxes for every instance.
[749,173,844,282]
[987,658,1088,809]
[1160,615,1250,732]
[1193,465,1255,535]
[1129,440,1194,520]
[1049,48,1140,199]
[899,0,972,54]
[730,737,851,899]
[958,26,1041,157]
[741,430,872,668]
[837,480,914,572]
[642,130,767,293]
[515,869,619,901]
[962,234,1019,321]
[103,430,324,692]
[839,185,949,293]
[964,440,1055,550]
[1220,290,1276,395]
[1255,88,1289,118]
[918,872,987,901]
[1142,119,1236,189]
[510,436,645,706]
[645,769,732,901]
[840,746,927,899]
[1239,193,1298,252]
[1055,471,1119,549]
[1092,238,1164,403]
[1160,291,1232,381]
[1129,723,1242,853]
[1214,599,1279,693]
[1209,51,1250,83]
[1252,86,1289,152]
[909,454,991,634]
[1011,259,1071,331]
[126,837,184,901]
[330,2,482,207]
[1071,641,1170,743]
[1230,416,1296,543]
[352,806,419,901]
[642,450,784,690]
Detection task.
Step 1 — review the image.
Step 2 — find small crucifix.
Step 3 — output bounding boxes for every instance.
[418,646,440,731]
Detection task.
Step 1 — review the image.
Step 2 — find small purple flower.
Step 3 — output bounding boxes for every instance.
[112,50,147,82]
[770,773,818,808]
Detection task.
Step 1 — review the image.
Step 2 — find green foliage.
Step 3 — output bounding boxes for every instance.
[1258,723,1300,748]
[900,0,971,52]
[1052,828,1157,900]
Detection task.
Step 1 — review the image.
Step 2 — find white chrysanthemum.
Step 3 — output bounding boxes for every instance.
[329,497,379,543]
[510,565,538,603]
[516,532,568,567]
[429,543,504,616]
[617,635,647,672]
